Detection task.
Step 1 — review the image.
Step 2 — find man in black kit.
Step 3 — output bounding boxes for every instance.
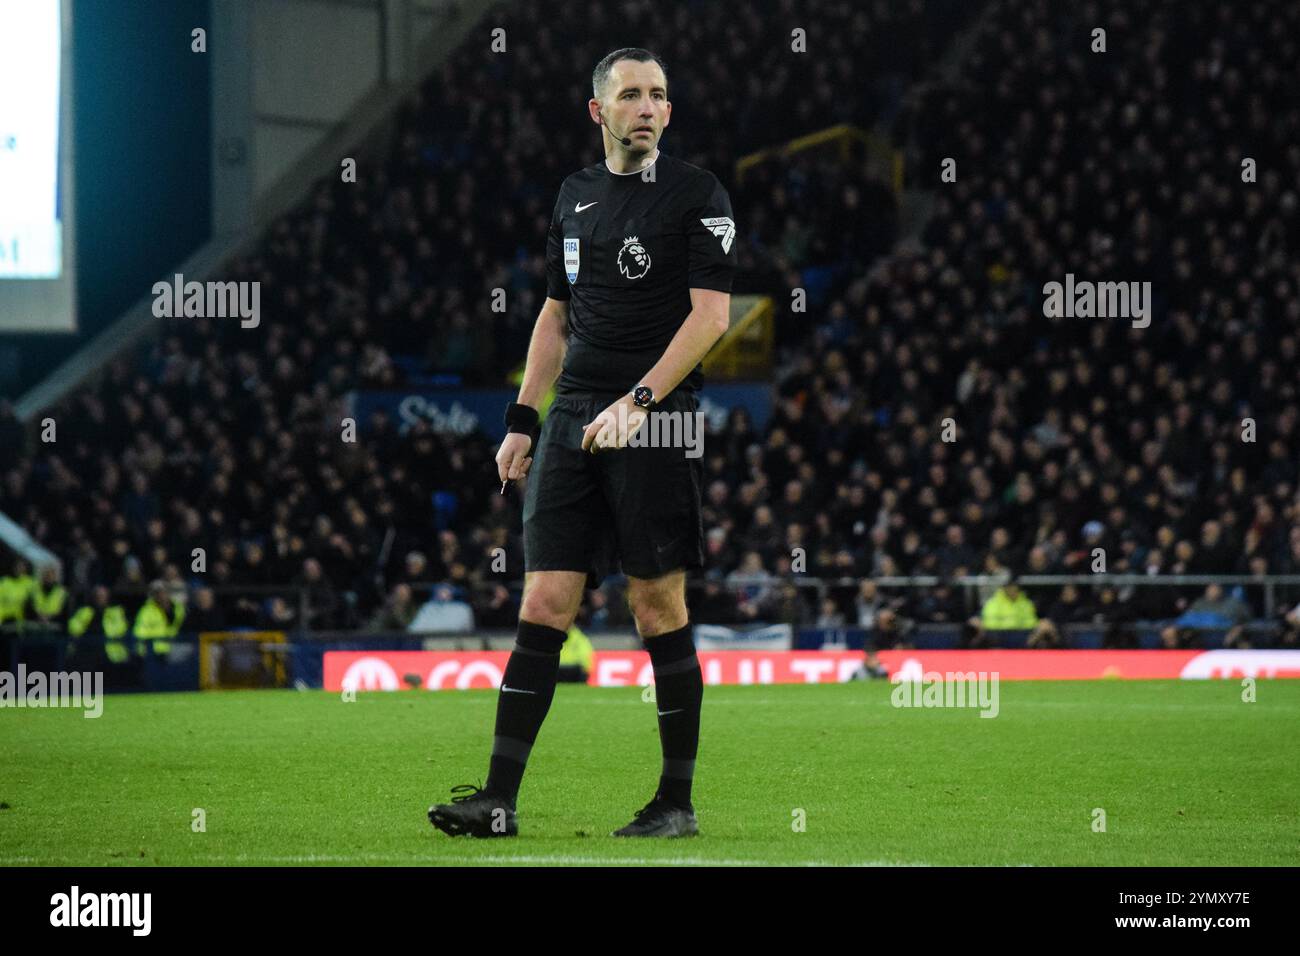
[428,47,737,838]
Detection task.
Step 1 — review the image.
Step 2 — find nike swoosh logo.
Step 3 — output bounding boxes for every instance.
[657,708,684,716]
[575,201,599,212]
[654,536,681,557]
[501,685,537,695]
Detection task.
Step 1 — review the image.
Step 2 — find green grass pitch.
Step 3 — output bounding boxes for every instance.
[1,680,1296,866]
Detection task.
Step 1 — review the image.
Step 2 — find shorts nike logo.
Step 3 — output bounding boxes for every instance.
[501,685,537,695]
[657,708,684,716]
[575,201,599,212]
[654,536,681,557]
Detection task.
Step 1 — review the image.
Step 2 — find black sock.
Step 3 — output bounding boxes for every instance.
[645,623,703,809]
[484,620,566,804]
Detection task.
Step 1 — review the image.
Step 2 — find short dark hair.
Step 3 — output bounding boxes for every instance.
[592,47,667,101]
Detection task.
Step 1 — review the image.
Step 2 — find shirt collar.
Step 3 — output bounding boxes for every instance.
[605,149,660,176]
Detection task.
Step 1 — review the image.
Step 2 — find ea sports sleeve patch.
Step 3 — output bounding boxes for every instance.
[685,173,738,293]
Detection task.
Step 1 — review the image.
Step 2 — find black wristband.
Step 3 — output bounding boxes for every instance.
[504,402,539,434]
[505,403,541,451]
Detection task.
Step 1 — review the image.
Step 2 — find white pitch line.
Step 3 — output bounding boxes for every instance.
[587,698,798,706]
[0,853,936,867]
[203,853,933,867]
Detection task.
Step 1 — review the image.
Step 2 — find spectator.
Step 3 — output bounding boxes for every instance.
[133,580,187,656]
[815,597,846,628]
[67,586,130,664]
[910,581,965,624]
[969,575,1059,649]
[30,564,69,629]
[258,596,299,630]
[396,551,431,588]
[185,587,229,633]
[366,583,419,631]
[935,525,976,576]
[476,583,519,629]
[691,575,738,625]
[295,558,341,631]
[1279,601,1300,649]
[727,551,774,616]
[0,559,34,631]
[557,624,594,684]
[851,580,914,680]
[757,580,811,628]
[409,584,474,634]
[1161,583,1254,650]
[1047,584,1094,626]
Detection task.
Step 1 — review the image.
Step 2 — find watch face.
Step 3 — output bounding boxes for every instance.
[633,386,653,408]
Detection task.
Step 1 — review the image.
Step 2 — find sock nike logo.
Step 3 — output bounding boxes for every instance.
[657,708,684,716]
[501,685,537,695]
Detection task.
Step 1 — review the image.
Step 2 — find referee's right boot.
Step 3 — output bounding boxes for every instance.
[428,784,518,838]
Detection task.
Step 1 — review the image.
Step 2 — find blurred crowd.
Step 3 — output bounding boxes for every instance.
[1,0,1298,645]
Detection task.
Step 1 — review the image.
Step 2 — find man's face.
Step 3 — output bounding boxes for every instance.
[591,59,670,153]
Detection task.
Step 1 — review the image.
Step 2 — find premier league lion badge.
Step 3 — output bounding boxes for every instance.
[617,236,651,280]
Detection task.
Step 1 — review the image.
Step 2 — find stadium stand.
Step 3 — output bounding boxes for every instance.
[1,0,1298,653]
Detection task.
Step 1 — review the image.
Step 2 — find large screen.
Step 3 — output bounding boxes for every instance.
[0,0,76,331]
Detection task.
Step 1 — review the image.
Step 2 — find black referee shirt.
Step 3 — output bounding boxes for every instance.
[545,151,738,395]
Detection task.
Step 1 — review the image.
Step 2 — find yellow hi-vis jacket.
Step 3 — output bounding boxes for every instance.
[32,582,68,620]
[0,573,35,626]
[69,605,131,663]
[561,624,595,673]
[133,599,186,655]
[980,588,1039,630]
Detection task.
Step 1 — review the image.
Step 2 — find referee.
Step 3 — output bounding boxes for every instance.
[428,47,737,838]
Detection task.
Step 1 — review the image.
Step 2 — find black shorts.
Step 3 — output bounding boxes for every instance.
[523,389,705,588]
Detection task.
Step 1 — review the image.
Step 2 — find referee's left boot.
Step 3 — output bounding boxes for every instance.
[613,623,704,836]
[612,793,698,838]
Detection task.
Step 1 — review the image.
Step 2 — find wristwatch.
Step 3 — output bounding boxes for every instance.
[632,384,655,409]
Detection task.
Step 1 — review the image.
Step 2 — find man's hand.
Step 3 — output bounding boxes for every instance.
[496,432,534,483]
[581,393,648,453]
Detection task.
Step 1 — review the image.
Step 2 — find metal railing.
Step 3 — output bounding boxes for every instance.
[5,574,1296,638]
[688,573,1300,617]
